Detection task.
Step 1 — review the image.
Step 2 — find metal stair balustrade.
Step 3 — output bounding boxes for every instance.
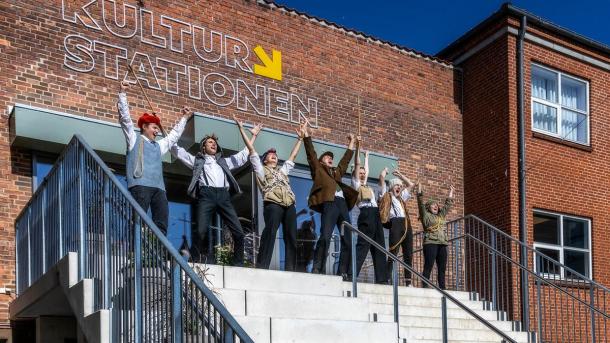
[341,221,522,343]
[409,215,609,343]
[15,134,254,343]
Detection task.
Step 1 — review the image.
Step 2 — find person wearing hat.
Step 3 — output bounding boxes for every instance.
[347,144,388,284]
[416,183,454,290]
[235,119,306,270]
[302,125,358,278]
[171,119,262,266]
[379,168,415,285]
[117,81,189,235]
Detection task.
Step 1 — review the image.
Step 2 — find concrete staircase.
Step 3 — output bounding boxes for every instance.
[197,264,532,343]
[10,252,109,343]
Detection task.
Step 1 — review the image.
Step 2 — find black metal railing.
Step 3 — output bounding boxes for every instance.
[409,215,609,342]
[15,134,253,343]
[341,221,520,343]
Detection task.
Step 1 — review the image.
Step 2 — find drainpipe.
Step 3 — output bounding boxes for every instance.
[517,15,530,332]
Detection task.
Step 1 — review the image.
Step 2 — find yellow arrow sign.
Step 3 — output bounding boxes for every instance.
[253,45,282,81]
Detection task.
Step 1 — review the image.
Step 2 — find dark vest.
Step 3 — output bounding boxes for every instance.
[187,151,241,199]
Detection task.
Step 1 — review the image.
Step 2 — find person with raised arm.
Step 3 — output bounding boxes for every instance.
[235,119,306,271]
[417,183,455,290]
[170,119,262,266]
[117,80,189,236]
[302,125,358,279]
[347,143,388,284]
[379,168,415,285]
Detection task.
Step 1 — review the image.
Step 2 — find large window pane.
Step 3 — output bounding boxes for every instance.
[561,76,587,111]
[533,102,558,134]
[167,202,192,251]
[561,109,587,143]
[563,217,588,249]
[533,212,560,245]
[532,66,558,102]
[564,249,589,278]
[535,247,561,276]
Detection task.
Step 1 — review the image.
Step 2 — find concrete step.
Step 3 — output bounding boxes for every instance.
[373,304,502,322]
[236,316,397,343]
[216,288,374,321]
[194,264,345,296]
[400,325,529,342]
[346,282,473,301]
[390,314,515,332]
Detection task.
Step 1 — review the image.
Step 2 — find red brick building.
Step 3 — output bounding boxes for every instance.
[0,0,463,336]
[0,0,608,341]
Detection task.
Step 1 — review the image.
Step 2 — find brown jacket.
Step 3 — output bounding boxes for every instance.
[304,137,358,212]
[378,192,413,229]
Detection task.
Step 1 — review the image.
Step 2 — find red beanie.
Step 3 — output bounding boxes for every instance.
[137,113,161,130]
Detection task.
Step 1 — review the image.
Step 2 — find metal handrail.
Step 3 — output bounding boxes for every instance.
[340,221,518,343]
[15,134,253,342]
[465,232,609,319]
[457,214,610,294]
[431,215,609,342]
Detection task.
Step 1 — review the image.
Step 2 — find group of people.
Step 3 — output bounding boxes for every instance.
[117,81,455,289]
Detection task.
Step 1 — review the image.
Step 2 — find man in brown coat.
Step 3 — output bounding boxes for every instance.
[303,126,358,277]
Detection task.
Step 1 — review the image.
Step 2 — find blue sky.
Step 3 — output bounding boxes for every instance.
[273,0,610,55]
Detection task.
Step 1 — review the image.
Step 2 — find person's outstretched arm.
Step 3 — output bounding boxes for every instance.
[336,134,355,176]
[234,116,257,155]
[117,81,137,151]
[287,123,306,162]
[378,167,388,196]
[158,106,190,155]
[438,185,455,217]
[225,122,262,170]
[170,144,195,170]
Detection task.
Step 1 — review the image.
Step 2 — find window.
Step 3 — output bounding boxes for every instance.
[531,64,589,145]
[533,210,591,279]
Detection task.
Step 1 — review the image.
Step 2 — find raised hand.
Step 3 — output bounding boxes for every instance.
[250,123,263,136]
[380,167,388,178]
[181,106,192,119]
[449,185,455,198]
[417,182,423,194]
[120,80,129,92]
[232,115,244,128]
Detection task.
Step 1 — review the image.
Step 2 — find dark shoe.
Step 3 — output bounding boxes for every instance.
[342,273,352,282]
[375,281,389,285]
[405,279,412,287]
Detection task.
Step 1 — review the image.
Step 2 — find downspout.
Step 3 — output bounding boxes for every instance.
[517,15,530,331]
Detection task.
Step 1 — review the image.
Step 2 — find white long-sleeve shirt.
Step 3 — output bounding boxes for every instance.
[172,145,249,187]
[380,183,411,218]
[117,92,187,154]
[249,153,295,179]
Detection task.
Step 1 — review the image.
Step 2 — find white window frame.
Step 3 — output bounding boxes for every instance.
[531,63,590,146]
[532,209,592,280]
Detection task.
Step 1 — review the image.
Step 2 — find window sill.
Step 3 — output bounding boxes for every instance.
[532,132,592,152]
[537,275,592,289]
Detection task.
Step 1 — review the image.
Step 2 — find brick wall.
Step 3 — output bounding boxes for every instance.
[0,0,463,325]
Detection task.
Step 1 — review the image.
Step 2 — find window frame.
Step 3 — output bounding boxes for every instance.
[530,63,590,146]
[532,209,592,280]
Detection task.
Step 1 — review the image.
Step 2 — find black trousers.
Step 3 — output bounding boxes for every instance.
[130,185,168,235]
[256,202,297,271]
[422,243,448,290]
[387,217,413,283]
[349,207,387,283]
[312,197,351,275]
[196,186,245,266]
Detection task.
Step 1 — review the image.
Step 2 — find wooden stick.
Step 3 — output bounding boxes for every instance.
[127,64,167,136]
[357,96,361,136]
